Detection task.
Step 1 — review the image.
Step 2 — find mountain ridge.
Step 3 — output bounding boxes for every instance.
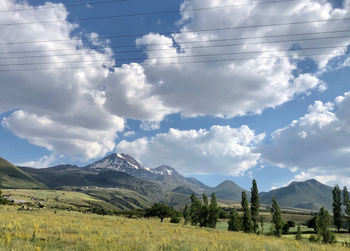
[1,155,342,212]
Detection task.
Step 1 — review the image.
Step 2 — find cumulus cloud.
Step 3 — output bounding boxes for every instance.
[122,0,350,118]
[16,154,61,169]
[0,0,127,160]
[2,110,122,160]
[116,125,265,175]
[260,91,350,186]
[2,0,350,164]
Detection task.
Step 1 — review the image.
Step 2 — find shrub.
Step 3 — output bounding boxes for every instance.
[170,215,180,224]
[287,220,295,228]
[309,234,320,243]
[295,225,302,240]
[282,222,290,235]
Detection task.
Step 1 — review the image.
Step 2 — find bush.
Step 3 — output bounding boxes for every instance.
[342,241,350,247]
[170,215,180,224]
[282,222,290,235]
[322,230,336,244]
[306,216,317,232]
[308,234,320,243]
[287,220,295,228]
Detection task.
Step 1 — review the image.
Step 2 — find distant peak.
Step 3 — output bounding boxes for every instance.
[153,165,183,177]
[290,179,320,186]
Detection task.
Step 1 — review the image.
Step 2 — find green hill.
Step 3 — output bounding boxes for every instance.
[259,179,334,211]
[0,158,46,189]
[205,180,249,201]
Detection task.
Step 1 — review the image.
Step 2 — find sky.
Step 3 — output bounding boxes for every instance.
[1,0,350,192]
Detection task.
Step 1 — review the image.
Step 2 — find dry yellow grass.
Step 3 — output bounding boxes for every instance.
[0,205,348,251]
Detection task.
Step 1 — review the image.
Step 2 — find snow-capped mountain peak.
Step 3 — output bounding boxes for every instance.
[152,165,184,179]
[85,153,162,179]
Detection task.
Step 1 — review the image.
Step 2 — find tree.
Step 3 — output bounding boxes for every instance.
[316,207,336,244]
[250,179,260,233]
[270,197,283,237]
[282,222,290,235]
[183,205,191,225]
[208,193,219,228]
[306,216,317,232]
[228,208,240,231]
[260,216,264,235]
[282,221,295,235]
[199,194,209,228]
[295,225,302,240]
[241,191,253,233]
[343,186,350,232]
[190,194,201,226]
[145,203,171,222]
[332,185,342,232]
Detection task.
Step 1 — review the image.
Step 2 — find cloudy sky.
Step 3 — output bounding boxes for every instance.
[1,0,350,191]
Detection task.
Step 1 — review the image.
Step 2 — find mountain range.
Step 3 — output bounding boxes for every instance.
[0,154,343,211]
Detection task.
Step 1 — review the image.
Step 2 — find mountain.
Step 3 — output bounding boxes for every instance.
[86,154,207,195]
[86,153,159,180]
[205,180,249,201]
[259,179,334,211]
[0,158,46,189]
[19,164,163,200]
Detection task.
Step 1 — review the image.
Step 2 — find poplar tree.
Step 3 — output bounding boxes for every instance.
[270,197,283,237]
[228,208,240,231]
[241,191,253,233]
[183,205,190,225]
[190,194,201,226]
[199,193,209,228]
[208,193,219,228]
[332,185,342,232]
[316,207,335,243]
[343,186,350,232]
[250,179,260,233]
[295,225,302,240]
[260,216,264,235]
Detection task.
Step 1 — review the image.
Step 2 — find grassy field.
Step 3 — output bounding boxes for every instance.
[0,205,349,251]
[2,188,154,212]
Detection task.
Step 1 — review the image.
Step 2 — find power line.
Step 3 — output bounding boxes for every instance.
[0,0,128,13]
[1,35,349,60]
[0,50,348,72]
[0,0,295,25]
[2,28,350,55]
[2,17,350,46]
[0,45,347,67]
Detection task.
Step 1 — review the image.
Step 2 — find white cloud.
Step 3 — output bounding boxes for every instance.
[2,0,350,163]
[0,0,125,160]
[260,91,350,185]
[121,0,350,118]
[116,125,265,175]
[17,154,61,168]
[104,63,174,122]
[2,110,122,160]
[123,131,135,137]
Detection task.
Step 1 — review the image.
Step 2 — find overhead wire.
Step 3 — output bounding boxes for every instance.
[0,50,348,72]
[1,33,350,60]
[1,29,350,56]
[0,45,347,67]
[0,0,296,25]
[2,17,350,46]
[0,0,128,13]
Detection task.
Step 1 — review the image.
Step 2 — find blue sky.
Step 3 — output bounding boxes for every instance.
[1,0,350,192]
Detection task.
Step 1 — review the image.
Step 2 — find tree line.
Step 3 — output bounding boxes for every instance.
[139,180,350,246]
